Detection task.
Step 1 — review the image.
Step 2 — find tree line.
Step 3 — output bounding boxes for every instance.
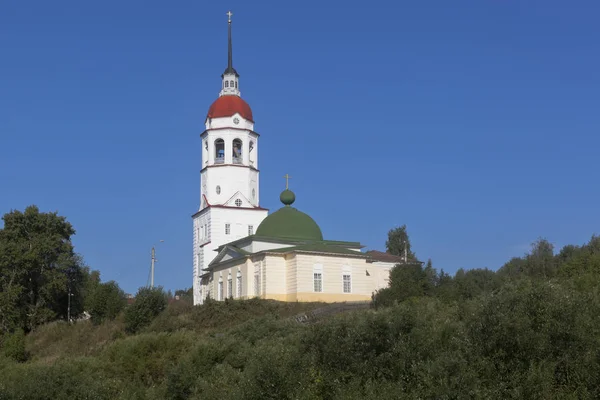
[0,205,178,359]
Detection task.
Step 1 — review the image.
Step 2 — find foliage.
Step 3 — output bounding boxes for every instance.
[87,280,127,324]
[25,318,125,361]
[0,206,86,333]
[124,287,168,333]
[2,209,600,398]
[385,224,417,262]
[1,328,27,362]
[174,287,193,304]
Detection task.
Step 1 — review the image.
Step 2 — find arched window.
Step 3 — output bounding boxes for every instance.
[215,139,225,163]
[225,81,229,88]
[235,81,238,89]
[232,139,242,164]
[230,80,234,87]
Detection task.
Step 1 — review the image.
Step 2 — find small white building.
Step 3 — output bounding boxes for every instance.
[192,13,408,305]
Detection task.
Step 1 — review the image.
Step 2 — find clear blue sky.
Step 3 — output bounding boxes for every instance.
[1,1,599,294]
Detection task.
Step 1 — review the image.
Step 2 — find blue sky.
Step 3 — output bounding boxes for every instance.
[1,1,599,294]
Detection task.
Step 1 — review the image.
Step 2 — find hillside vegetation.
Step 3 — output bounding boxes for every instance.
[0,236,599,399]
[1,207,600,398]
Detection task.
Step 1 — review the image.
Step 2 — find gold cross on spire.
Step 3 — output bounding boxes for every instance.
[284,174,292,190]
[226,10,233,23]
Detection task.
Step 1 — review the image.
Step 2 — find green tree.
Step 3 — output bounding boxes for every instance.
[86,280,126,324]
[124,286,167,333]
[525,238,555,278]
[373,263,432,307]
[452,268,501,300]
[385,225,417,262]
[0,205,86,332]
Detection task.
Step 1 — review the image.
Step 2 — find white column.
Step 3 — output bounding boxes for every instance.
[225,138,232,164]
[207,137,215,165]
[253,138,258,169]
[242,138,250,166]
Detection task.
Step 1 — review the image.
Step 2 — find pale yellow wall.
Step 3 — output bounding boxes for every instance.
[286,254,297,300]
[208,253,393,303]
[210,258,251,300]
[292,254,375,302]
[372,261,394,291]
[263,255,286,298]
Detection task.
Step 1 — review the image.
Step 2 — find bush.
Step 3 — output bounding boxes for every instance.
[87,281,127,324]
[0,358,123,399]
[1,329,27,362]
[125,287,167,334]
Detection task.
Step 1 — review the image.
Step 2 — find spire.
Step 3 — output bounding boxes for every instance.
[223,11,238,77]
[220,11,240,97]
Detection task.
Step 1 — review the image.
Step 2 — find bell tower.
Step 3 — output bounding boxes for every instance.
[192,11,268,305]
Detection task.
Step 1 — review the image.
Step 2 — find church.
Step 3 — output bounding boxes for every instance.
[192,13,404,305]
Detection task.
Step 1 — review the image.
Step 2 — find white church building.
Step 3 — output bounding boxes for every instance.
[192,13,407,305]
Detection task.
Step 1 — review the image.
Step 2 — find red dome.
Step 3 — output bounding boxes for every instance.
[206,95,253,122]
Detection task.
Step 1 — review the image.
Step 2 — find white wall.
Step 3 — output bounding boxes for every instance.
[201,167,260,208]
[206,115,254,134]
[193,207,267,305]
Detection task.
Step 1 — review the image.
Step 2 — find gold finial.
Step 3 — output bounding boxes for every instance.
[284,174,292,190]
[226,10,233,23]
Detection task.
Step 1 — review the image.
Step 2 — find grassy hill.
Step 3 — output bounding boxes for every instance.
[0,299,330,399]
[2,236,600,399]
[2,279,600,400]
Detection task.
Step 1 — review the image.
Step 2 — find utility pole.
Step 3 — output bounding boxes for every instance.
[67,286,72,323]
[151,246,156,288]
[150,240,164,288]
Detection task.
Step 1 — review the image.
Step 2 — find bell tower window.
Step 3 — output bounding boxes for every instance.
[215,139,225,164]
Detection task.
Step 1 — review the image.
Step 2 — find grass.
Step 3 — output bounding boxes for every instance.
[23,298,324,365]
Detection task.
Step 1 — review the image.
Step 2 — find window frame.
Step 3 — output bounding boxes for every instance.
[342,266,352,294]
[343,274,352,293]
[313,264,323,293]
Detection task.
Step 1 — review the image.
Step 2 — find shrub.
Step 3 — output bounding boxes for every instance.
[1,329,27,362]
[87,281,127,324]
[124,287,167,334]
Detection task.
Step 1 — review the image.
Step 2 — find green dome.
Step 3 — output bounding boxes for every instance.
[279,189,296,205]
[256,190,323,241]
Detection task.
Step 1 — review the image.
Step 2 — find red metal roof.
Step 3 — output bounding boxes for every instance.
[207,95,253,122]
